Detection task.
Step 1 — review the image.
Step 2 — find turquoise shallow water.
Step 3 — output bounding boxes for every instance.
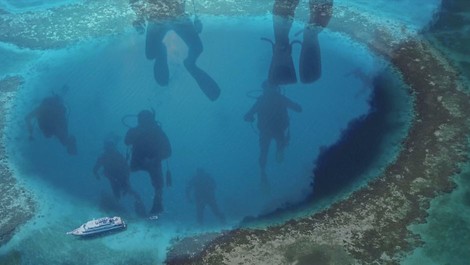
[1,0,468,264]
[402,1,470,264]
[0,0,80,13]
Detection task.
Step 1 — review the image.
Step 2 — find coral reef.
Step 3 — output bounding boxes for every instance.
[0,0,133,49]
[0,76,35,247]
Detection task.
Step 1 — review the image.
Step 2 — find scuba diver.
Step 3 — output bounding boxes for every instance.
[186,168,225,225]
[244,81,302,183]
[25,94,77,155]
[266,0,333,85]
[130,0,221,101]
[93,139,145,216]
[125,109,172,218]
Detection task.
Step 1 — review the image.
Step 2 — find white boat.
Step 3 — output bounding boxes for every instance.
[67,216,126,236]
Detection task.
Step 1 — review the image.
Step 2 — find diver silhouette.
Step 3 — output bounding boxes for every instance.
[93,139,145,216]
[125,109,172,218]
[244,81,302,183]
[130,0,221,101]
[186,168,225,225]
[25,94,77,155]
[266,0,333,85]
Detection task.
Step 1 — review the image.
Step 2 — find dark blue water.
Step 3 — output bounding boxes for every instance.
[311,69,411,200]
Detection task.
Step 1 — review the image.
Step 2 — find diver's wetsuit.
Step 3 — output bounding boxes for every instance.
[26,95,76,155]
[125,113,171,216]
[131,0,202,64]
[186,169,225,224]
[130,0,220,101]
[271,0,334,84]
[130,0,201,80]
[272,0,333,37]
[93,144,145,216]
[245,87,302,177]
[94,147,132,199]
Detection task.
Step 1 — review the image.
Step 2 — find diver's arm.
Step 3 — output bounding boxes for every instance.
[244,101,259,122]
[185,180,194,202]
[25,108,38,140]
[93,156,103,179]
[284,97,302,112]
[124,128,135,146]
[208,175,216,191]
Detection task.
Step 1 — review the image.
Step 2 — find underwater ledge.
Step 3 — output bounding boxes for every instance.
[0,3,469,265]
[164,11,470,265]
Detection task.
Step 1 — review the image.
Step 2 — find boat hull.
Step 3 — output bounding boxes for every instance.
[67,216,126,237]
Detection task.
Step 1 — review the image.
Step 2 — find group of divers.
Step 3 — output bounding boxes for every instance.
[24,0,333,222]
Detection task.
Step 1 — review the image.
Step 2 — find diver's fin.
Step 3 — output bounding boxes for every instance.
[268,42,297,85]
[148,215,159,221]
[134,199,147,217]
[66,135,77,155]
[184,61,221,101]
[260,171,271,195]
[299,28,321,83]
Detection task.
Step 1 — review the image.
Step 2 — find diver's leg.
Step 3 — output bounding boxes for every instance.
[269,0,300,85]
[148,161,164,216]
[259,132,270,179]
[128,188,146,217]
[273,0,299,44]
[274,129,288,163]
[196,201,205,225]
[110,179,122,199]
[56,131,76,155]
[55,119,76,155]
[299,0,333,83]
[123,174,146,216]
[173,18,221,101]
[56,130,69,147]
[55,116,69,146]
[145,22,168,59]
[172,17,203,66]
[146,22,170,86]
[208,196,225,224]
[61,134,76,155]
